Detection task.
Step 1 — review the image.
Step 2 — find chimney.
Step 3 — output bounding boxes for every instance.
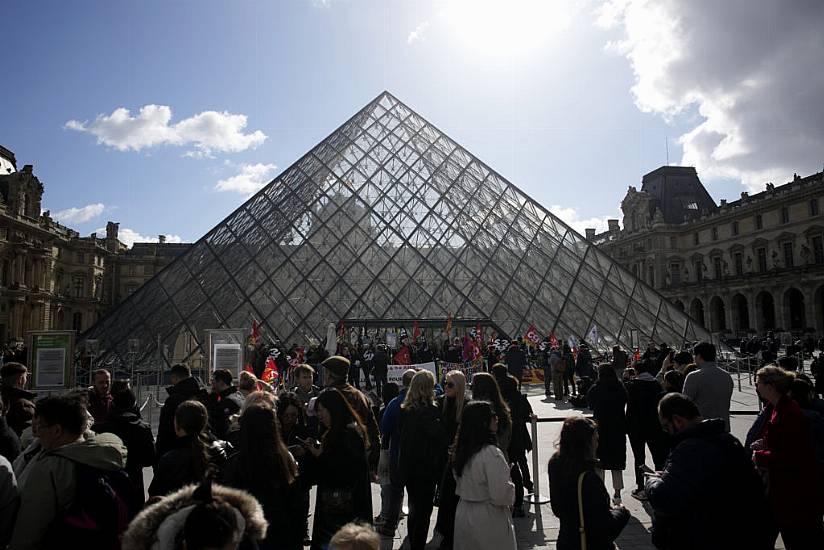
[740,192,749,200]
[608,219,620,233]
[158,235,166,244]
[720,199,727,206]
[585,228,596,240]
[106,221,119,240]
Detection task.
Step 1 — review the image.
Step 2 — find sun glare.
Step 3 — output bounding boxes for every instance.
[442,0,571,58]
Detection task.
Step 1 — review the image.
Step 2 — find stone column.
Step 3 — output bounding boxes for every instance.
[724,294,733,333]
[804,285,816,332]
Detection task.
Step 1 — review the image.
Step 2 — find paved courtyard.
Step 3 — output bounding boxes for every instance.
[137,363,787,549]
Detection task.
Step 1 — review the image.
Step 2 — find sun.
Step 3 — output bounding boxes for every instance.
[442,0,572,58]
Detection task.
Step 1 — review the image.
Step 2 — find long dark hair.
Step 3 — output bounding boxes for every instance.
[470,373,511,434]
[174,400,210,481]
[236,404,297,490]
[551,416,598,472]
[316,388,368,452]
[276,391,307,437]
[452,401,496,477]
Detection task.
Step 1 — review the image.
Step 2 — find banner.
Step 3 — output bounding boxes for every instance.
[549,330,559,349]
[445,313,453,336]
[523,324,541,346]
[386,361,437,385]
[437,357,485,382]
[521,367,545,384]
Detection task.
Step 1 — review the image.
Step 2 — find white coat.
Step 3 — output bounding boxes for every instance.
[453,444,517,550]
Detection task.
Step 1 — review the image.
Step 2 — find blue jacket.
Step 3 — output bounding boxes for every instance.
[379,389,406,473]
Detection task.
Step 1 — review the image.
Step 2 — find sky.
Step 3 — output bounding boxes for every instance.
[4,0,823,246]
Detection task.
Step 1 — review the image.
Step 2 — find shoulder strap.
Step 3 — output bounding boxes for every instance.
[577,471,587,550]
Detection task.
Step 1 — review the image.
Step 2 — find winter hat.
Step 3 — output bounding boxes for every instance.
[322,355,351,378]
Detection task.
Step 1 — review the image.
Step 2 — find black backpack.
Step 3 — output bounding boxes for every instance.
[44,462,137,550]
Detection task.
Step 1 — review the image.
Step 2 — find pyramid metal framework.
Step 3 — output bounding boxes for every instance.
[83,91,710,368]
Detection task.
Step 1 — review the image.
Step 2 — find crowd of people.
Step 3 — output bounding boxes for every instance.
[0,335,823,549]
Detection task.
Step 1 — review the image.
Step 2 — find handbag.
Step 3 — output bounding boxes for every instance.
[577,471,587,550]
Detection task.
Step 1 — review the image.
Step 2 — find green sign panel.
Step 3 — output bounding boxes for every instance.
[27,331,74,390]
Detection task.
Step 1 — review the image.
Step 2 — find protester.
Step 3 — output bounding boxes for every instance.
[0,453,19,548]
[563,343,576,397]
[322,355,380,471]
[206,368,244,440]
[0,392,21,461]
[452,401,517,550]
[752,366,824,548]
[625,360,669,500]
[10,395,133,549]
[87,368,113,424]
[646,393,772,549]
[223,403,303,550]
[329,522,380,550]
[303,388,372,550]
[587,363,628,505]
[293,363,320,408]
[683,342,734,431]
[149,399,228,497]
[92,388,155,506]
[375,369,416,537]
[155,363,208,459]
[550,348,566,400]
[398,370,448,550]
[372,345,390,390]
[575,343,596,381]
[0,363,35,437]
[238,370,274,397]
[122,479,267,550]
[378,382,399,425]
[548,416,629,550]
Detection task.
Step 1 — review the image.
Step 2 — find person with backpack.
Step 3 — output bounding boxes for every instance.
[10,395,134,550]
[92,388,155,506]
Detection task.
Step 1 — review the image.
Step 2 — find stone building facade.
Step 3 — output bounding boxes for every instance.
[0,146,190,345]
[592,166,824,338]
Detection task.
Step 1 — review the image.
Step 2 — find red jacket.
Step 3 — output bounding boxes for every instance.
[754,395,822,528]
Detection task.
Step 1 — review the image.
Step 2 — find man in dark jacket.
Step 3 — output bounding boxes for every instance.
[626,360,669,499]
[322,356,380,470]
[646,393,772,549]
[87,368,113,424]
[0,362,36,436]
[206,368,244,440]
[92,388,155,506]
[372,345,389,390]
[155,363,208,460]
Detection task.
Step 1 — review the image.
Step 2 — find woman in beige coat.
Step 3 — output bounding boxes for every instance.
[452,401,516,550]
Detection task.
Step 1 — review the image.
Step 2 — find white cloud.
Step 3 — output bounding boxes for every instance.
[597,0,824,192]
[53,203,106,224]
[408,21,430,44]
[215,163,278,197]
[549,205,617,236]
[95,227,184,248]
[66,105,267,157]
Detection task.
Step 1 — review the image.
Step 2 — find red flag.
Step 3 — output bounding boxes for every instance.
[249,319,260,346]
[476,323,483,344]
[549,330,559,349]
[338,321,345,342]
[523,324,541,346]
[413,320,421,340]
[394,345,412,365]
[445,313,453,336]
[262,356,278,384]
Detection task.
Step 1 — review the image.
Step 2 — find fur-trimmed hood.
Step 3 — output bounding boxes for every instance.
[122,482,268,550]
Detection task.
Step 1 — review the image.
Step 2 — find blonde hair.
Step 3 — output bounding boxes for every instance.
[445,370,467,421]
[329,522,379,550]
[401,370,436,410]
[756,365,795,395]
[241,390,276,414]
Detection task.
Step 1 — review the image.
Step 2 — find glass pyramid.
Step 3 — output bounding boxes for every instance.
[84,91,710,369]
